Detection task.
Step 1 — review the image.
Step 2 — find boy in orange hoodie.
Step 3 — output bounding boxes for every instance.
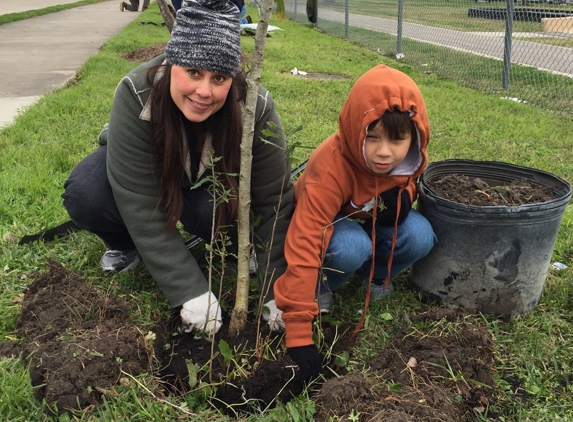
[272,65,437,383]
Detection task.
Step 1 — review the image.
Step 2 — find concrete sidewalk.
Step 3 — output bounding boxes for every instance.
[0,0,143,128]
[0,0,84,15]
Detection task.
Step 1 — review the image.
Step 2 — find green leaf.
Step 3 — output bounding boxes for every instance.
[380,312,393,321]
[185,360,200,389]
[286,124,303,137]
[334,351,350,368]
[218,338,233,362]
[261,128,281,139]
[320,313,342,326]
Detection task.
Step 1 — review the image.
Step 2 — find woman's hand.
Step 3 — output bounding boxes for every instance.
[179,291,222,335]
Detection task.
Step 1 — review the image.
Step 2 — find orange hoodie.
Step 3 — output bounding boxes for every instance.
[274,65,430,348]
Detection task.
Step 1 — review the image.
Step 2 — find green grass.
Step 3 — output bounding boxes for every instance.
[0,0,110,26]
[515,35,573,48]
[2,3,573,421]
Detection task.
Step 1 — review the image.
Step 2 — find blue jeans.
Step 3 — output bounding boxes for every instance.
[240,5,248,24]
[319,210,436,295]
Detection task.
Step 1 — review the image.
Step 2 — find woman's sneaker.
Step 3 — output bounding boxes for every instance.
[100,250,140,272]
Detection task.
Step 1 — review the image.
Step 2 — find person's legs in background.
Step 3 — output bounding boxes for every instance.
[240,4,249,24]
[171,0,182,11]
[306,0,317,23]
[120,0,140,12]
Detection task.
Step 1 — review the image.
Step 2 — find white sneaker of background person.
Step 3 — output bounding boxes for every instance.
[179,291,222,335]
[262,299,285,331]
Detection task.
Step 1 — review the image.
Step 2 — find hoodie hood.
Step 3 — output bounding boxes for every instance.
[338,65,430,179]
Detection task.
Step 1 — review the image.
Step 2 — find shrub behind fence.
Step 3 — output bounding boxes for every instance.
[284,0,573,115]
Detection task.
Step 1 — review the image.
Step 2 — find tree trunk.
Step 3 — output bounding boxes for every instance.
[157,0,176,33]
[275,0,286,19]
[228,0,275,337]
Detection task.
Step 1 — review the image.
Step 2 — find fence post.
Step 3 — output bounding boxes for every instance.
[294,0,297,20]
[502,0,514,89]
[345,0,349,38]
[397,0,404,55]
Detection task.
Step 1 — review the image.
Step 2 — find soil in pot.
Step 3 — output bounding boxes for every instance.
[427,174,555,207]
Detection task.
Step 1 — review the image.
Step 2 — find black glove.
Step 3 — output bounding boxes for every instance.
[288,344,322,384]
[376,187,412,226]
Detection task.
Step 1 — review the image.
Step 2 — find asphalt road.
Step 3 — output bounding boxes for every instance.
[294,5,573,78]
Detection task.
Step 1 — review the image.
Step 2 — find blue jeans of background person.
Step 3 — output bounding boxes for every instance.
[319,210,437,295]
[240,5,248,24]
[62,146,218,251]
[171,0,182,11]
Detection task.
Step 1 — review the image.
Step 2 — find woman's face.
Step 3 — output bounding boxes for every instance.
[170,65,233,122]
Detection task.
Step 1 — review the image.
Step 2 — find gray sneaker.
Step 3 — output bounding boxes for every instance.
[363,279,394,300]
[100,250,141,272]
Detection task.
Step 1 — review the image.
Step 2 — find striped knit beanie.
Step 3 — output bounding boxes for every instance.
[164,0,241,77]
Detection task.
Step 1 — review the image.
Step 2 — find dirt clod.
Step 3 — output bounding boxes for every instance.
[122,43,166,62]
[0,262,148,415]
[314,309,496,421]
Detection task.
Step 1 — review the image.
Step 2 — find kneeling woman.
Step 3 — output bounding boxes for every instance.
[63,0,293,335]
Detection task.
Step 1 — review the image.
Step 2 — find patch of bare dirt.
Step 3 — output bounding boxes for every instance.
[0,262,147,415]
[154,311,353,417]
[314,308,496,421]
[427,174,554,206]
[122,43,167,62]
[1,263,498,420]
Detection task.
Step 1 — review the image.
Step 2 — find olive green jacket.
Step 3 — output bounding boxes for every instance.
[98,54,293,307]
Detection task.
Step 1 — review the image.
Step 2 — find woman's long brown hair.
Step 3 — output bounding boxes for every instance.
[149,64,246,232]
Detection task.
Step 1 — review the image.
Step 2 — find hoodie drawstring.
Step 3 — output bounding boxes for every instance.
[351,177,411,340]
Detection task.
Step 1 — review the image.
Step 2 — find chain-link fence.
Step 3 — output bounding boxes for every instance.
[284,0,573,115]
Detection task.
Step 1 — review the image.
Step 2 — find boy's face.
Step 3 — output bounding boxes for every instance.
[364,121,412,175]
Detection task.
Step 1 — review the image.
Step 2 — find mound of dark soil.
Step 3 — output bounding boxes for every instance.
[1,263,498,420]
[153,312,353,417]
[427,174,554,206]
[122,43,167,62]
[314,308,496,421]
[0,262,148,415]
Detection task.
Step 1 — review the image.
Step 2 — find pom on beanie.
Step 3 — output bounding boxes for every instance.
[165,0,241,77]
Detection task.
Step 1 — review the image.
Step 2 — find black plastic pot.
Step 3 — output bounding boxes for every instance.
[409,160,571,315]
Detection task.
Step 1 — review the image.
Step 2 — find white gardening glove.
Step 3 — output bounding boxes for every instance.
[262,299,285,331]
[179,291,222,336]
